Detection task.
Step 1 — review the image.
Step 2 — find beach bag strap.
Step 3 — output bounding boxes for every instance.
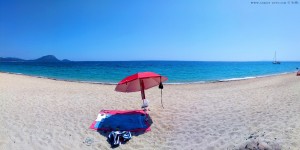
[121,131,132,141]
[108,131,122,147]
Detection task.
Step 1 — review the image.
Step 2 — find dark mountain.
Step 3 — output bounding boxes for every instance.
[32,55,60,62]
[0,55,71,62]
[0,57,25,62]
[62,59,71,62]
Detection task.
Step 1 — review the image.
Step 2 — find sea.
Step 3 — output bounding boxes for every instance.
[0,61,299,84]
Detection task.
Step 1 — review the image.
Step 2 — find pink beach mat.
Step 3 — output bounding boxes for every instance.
[89,110,151,132]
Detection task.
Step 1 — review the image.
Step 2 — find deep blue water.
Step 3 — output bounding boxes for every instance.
[0,61,299,84]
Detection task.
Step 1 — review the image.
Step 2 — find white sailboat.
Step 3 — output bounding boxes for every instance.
[272,51,280,64]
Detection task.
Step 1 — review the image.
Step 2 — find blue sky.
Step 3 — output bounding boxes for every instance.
[0,0,299,61]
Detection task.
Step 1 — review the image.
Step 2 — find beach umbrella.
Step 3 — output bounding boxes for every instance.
[115,72,168,107]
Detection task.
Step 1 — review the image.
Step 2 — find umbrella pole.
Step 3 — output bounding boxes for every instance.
[140,79,146,100]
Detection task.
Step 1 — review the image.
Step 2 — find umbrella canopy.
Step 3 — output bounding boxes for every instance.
[115,72,168,100]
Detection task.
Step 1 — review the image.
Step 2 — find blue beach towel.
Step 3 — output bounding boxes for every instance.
[90,110,151,132]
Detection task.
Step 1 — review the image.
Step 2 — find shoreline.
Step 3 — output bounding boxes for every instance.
[0,71,297,85]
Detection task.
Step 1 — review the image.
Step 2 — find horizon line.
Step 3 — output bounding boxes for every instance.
[2,59,300,62]
[1,55,300,62]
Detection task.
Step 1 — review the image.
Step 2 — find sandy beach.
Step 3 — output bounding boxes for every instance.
[0,72,300,150]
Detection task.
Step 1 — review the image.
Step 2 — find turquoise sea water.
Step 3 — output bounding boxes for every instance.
[0,61,299,84]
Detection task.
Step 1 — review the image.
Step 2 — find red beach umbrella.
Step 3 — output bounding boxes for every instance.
[115,72,168,100]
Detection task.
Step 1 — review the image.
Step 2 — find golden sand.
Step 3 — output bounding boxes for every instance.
[0,72,299,149]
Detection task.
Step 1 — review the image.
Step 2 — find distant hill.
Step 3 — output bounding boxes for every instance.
[62,59,71,62]
[0,55,71,62]
[32,55,60,62]
[0,57,25,62]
